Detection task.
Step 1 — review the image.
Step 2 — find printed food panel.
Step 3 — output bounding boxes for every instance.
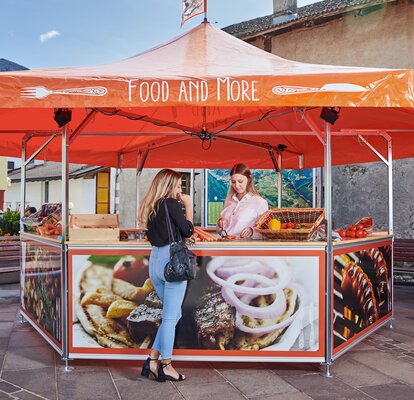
[333,244,392,351]
[21,241,62,344]
[70,252,322,355]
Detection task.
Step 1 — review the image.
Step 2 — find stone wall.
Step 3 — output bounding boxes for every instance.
[248,0,414,238]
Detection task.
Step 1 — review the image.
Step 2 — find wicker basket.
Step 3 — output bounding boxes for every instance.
[255,208,325,241]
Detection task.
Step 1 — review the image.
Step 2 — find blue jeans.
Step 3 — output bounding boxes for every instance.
[149,245,187,359]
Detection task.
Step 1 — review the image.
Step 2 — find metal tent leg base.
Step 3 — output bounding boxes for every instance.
[320,362,334,378]
[60,358,74,372]
[389,318,394,329]
[19,313,27,324]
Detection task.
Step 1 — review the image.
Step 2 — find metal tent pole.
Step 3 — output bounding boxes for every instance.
[323,121,334,377]
[60,124,72,371]
[20,140,27,231]
[190,168,195,220]
[277,153,282,208]
[387,138,394,329]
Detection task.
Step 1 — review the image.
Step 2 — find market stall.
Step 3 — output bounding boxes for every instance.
[1,22,413,373]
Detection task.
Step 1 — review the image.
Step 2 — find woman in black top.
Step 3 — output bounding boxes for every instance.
[138,169,193,382]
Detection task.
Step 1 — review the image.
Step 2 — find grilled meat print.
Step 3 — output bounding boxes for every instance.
[341,261,379,326]
[193,285,235,350]
[127,291,162,343]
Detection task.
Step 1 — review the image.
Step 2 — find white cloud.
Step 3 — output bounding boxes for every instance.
[39,30,60,43]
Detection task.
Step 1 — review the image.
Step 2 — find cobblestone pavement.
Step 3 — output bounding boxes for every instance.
[0,283,413,400]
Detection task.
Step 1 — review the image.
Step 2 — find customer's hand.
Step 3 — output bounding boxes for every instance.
[178,193,192,208]
[186,235,196,245]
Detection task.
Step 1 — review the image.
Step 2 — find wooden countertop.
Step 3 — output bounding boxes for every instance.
[20,231,393,248]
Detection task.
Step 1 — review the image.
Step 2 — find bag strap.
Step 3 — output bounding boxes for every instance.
[164,200,182,244]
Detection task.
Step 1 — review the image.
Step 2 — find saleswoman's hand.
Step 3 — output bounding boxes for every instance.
[240,227,253,238]
[217,217,228,229]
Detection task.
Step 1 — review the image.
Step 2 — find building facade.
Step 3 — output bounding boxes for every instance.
[224,0,414,237]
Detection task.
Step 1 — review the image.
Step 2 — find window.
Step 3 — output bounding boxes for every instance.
[7,161,15,171]
[96,170,110,214]
[181,172,191,195]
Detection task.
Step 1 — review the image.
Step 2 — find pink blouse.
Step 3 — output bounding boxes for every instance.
[218,193,269,238]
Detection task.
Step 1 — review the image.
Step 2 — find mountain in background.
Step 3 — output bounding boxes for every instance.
[0,58,28,72]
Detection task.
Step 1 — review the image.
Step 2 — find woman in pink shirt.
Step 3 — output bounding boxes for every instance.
[217,164,269,239]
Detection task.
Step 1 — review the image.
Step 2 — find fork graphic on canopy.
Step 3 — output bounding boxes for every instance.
[21,86,108,99]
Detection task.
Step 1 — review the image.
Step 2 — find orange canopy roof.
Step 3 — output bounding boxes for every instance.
[0,23,414,169]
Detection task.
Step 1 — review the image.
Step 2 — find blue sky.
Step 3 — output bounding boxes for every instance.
[1,0,314,69]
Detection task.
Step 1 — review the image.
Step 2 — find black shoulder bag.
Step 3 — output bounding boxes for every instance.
[163,201,196,282]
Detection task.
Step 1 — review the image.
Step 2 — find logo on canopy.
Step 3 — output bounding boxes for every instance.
[272,83,366,95]
[21,86,108,99]
[181,0,206,26]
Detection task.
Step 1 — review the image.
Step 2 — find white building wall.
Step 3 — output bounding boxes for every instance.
[5,181,43,210]
[5,177,96,214]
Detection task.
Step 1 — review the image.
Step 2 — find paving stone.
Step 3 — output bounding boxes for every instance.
[0,324,14,339]
[359,382,414,400]
[268,362,321,377]
[8,331,49,349]
[55,357,108,373]
[0,338,9,355]
[170,363,225,386]
[114,377,182,399]
[1,367,56,400]
[2,346,54,371]
[0,314,18,323]
[12,390,47,400]
[103,359,138,380]
[218,368,297,398]
[349,347,414,386]
[283,374,373,400]
[330,357,396,387]
[249,393,312,400]
[0,381,20,393]
[57,369,118,400]
[176,381,246,400]
[0,390,15,399]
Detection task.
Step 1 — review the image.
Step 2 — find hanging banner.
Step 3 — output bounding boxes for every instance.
[181,0,206,26]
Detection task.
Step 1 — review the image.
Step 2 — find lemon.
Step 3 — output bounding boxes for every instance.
[268,218,281,230]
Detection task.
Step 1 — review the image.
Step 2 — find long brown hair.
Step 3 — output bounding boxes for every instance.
[138,169,181,229]
[229,163,259,196]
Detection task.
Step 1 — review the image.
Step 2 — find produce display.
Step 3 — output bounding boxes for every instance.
[256,208,325,241]
[22,203,62,237]
[336,216,373,240]
[193,227,218,242]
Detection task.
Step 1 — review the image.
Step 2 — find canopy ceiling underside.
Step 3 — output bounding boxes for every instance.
[1,23,414,169]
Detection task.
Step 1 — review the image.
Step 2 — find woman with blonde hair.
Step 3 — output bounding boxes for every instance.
[217,163,268,239]
[139,168,193,382]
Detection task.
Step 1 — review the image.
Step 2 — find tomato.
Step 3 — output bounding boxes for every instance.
[280,223,288,229]
[348,225,356,231]
[286,222,295,229]
[356,223,364,230]
[113,257,149,286]
[338,230,347,238]
[356,230,365,238]
[362,229,368,237]
[347,230,356,238]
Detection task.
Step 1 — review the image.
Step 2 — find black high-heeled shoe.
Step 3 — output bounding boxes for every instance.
[141,357,159,380]
[157,362,185,382]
